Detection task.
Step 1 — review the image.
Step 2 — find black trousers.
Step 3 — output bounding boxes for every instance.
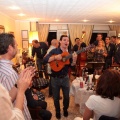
[49,76,52,96]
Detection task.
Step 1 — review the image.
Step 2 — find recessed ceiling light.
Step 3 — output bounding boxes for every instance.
[54,19,59,22]
[82,19,89,22]
[108,20,115,23]
[9,6,20,10]
[18,13,25,16]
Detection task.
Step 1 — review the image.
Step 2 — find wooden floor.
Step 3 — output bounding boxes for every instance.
[41,74,83,120]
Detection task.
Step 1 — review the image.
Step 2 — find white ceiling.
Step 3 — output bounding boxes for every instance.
[0,0,120,24]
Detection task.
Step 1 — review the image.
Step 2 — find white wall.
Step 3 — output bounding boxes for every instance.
[15,20,30,50]
[50,24,68,30]
[93,25,110,33]
[0,12,15,33]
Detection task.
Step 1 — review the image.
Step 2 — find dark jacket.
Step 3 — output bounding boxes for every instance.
[73,42,86,51]
[32,42,48,59]
[114,43,120,64]
[25,88,47,109]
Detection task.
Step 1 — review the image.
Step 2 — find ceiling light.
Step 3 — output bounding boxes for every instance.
[9,6,20,10]
[82,19,89,22]
[108,20,115,23]
[18,13,25,16]
[54,19,59,22]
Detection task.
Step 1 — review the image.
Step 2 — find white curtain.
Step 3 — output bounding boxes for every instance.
[37,24,50,42]
[68,24,93,46]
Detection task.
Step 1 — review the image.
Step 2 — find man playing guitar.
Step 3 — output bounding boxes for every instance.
[44,35,77,119]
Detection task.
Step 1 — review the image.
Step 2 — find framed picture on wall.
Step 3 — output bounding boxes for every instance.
[21,30,28,39]
[22,40,29,49]
[57,30,69,40]
[0,25,5,34]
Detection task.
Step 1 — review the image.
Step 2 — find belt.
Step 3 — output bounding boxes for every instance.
[51,74,67,78]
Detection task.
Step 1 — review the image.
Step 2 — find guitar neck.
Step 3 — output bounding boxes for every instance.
[63,48,85,60]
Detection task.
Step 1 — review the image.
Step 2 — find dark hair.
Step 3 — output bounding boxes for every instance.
[105,36,110,40]
[75,38,80,42]
[59,35,68,41]
[97,33,103,37]
[96,69,120,100]
[32,39,39,44]
[111,36,117,39]
[0,33,15,55]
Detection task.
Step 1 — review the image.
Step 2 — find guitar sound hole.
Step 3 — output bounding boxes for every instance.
[55,61,59,67]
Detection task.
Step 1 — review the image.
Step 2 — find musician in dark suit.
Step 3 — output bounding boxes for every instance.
[93,33,105,46]
[72,38,86,76]
[43,35,77,119]
[114,37,120,64]
[105,37,115,69]
[73,38,86,51]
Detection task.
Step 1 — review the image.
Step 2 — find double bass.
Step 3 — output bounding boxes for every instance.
[76,48,87,76]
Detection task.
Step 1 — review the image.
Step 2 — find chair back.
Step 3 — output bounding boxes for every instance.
[99,115,118,120]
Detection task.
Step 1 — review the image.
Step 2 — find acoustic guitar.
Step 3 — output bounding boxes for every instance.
[49,44,94,72]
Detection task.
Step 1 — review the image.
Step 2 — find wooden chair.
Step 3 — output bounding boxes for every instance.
[28,106,43,120]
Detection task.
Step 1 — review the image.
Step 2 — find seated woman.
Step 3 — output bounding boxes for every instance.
[83,69,120,120]
[74,69,120,120]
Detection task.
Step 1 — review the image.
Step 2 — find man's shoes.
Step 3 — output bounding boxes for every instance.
[56,112,61,119]
[64,110,68,117]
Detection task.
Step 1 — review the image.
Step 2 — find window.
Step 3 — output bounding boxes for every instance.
[90,32,108,44]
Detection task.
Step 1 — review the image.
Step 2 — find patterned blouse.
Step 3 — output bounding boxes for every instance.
[94,46,107,62]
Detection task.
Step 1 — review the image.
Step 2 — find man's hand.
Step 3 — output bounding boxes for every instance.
[33,94,38,100]
[54,54,62,61]
[17,66,36,92]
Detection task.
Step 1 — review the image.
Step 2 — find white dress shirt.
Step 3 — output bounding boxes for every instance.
[0,83,24,120]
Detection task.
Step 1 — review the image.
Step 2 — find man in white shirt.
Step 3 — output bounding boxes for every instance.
[0,67,35,120]
[0,33,33,120]
[46,39,59,97]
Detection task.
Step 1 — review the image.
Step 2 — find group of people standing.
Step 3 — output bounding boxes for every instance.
[93,34,120,68]
[73,33,120,71]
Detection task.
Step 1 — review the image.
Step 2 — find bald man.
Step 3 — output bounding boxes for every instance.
[47,39,59,54]
[45,39,59,97]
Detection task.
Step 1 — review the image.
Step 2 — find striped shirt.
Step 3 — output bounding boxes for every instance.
[0,60,31,120]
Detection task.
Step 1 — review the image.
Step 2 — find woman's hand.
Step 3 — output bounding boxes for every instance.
[72,52,77,64]
[103,52,107,57]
